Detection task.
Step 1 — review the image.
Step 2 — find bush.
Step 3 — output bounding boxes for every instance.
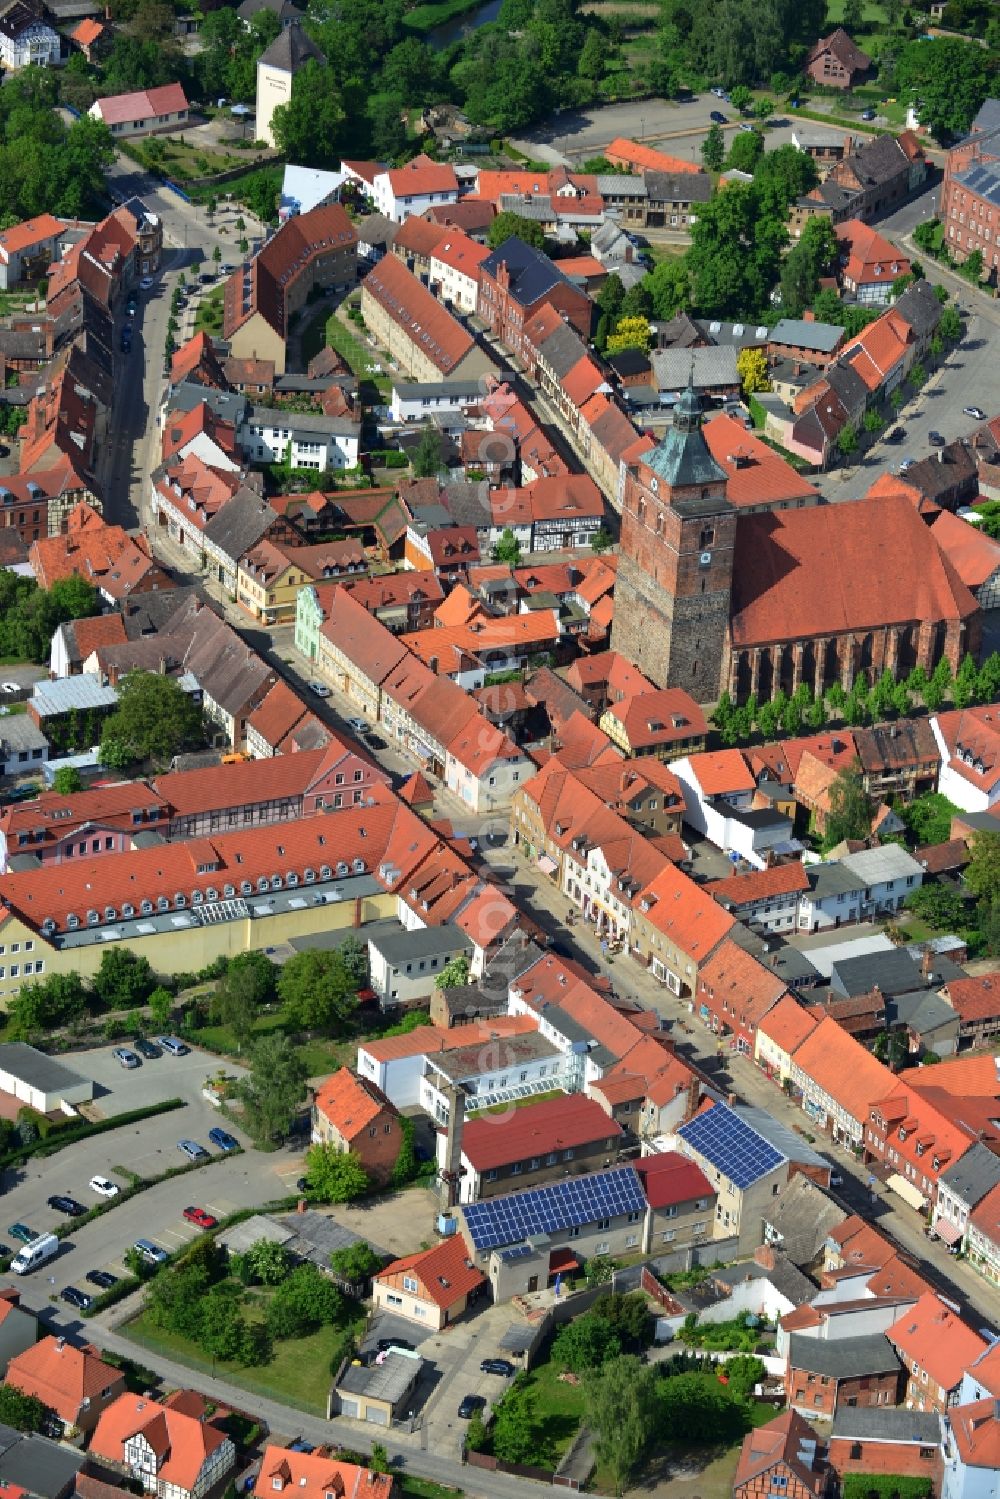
[843,1480,932,1499]
[370,449,408,468]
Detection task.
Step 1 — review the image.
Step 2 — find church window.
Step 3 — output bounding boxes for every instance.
[701,578,706,592]
[700,527,714,547]
[637,498,647,526]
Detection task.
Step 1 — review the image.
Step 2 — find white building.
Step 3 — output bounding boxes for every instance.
[88,83,189,138]
[0,2,60,70]
[240,407,360,472]
[430,233,490,314]
[0,714,49,779]
[0,1042,93,1113]
[255,22,325,149]
[390,380,484,423]
[371,154,459,223]
[838,844,924,916]
[931,707,1000,813]
[672,752,793,872]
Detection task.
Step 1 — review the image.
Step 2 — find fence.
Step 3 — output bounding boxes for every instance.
[465,1448,580,1490]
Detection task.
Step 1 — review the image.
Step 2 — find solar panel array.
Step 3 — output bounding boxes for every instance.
[958,162,1000,209]
[463,1167,646,1252]
[678,1104,785,1190]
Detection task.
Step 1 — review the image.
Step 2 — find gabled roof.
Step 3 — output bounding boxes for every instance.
[384,153,458,201]
[460,1094,621,1172]
[257,18,324,71]
[363,254,475,374]
[788,1331,899,1379]
[93,83,187,126]
[90,1394,230,1489]
[5,1336,122,1425]
[703,413,820,509]
[806,26,871,72]
[313,1066,397,1140]
[480,236,578,310]
[633,862,735,960]
[634,1150,713,1209]
[605,137,703,175]
[707,861,809,908]
[734,1410,827,1496]
[888,1293,988,1391]
[375,1232,485,1308]
[757,994,819,1057]
[790,1014,893,1125]
[253,1444,392,1499]
[950,1398,1000,1470]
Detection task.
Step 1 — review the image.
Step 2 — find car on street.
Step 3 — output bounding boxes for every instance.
[89,1176,119,1199]
[886,426,906,443]
[120,326,132,353]
[9,1224,35,1244]
[928,430,946,447]
[308,681,330,697]
[347,717,367,734]
[60,1286,92,1311]
[208,1126,239,1152]
[480,1359,515,1376]
[126,295,137,316]
[964,405,987,420]
[47,1195,85,1217]
[177,1139,210,1162]
[182,1206,218,1229]
[458,1394,486,1419]
[156,1036,190,1056]
[139,276,154,290]
[134,1038,162,1059]
[899,458,914,472]
[86,1269,119,1289]
[113,1047,140,1069]
[1,683,18,694]
[710,110,727,124]
[0,1244,11,1259]
[830,1172,844,1187]
[133,1238,169,1266]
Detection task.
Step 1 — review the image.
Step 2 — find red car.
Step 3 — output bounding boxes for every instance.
[182,1206,218,1230]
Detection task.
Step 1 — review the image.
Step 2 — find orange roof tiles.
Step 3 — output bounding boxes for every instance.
[731,494,978,648]
[0,214,67,261]
[707,862,810,907]
[5,1335,123,1425]
[605,137,703,174]
[791,1014,893,1127]
[386,153,458,200]
[360,1014,537,1063]
[459,1094,622,1172]
[951,1398,1000,1470]
[375,1233,485,1309]
[223,202,356,341]
[254,1446,392,1499]
[930,509,1000,590]
[942,974,1000,1024]
[837,218,909,287]
[29,510,167,600]
[393,216,449,260]
[757,995,819,1057]
[697,938,788,1033]
[364,254,475,374]
[703,413,820,509]
[896,1053,1000,1099]
[888,1293,988,1393]
[313,1067,397,1141]
[430,230,490,278]
[633,862,736,961]
[685,748,755,795]
[607,688,708,750]
[90,1394,230,1490]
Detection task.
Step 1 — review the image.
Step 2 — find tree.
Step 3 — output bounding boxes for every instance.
[552,1313,622,1372]
[369,1444,390,1476]
[493,527,522,567]
[148,986,173,1031]
[725,128,764,174]
[843,0,864,31]
[492,1378,544,1465]
[965,830,1000,903]
[236,1033,307,1144]
[267,1264,343,1338]
[92,947,155,1011]
[596,273,625,323]
[838,424,859,458]
[329,1240,383,1281]
[435,953,471,989]
[242,1238,291,1285]
[904,883,967,931]
[591,526,614,554]
[199,1292,249,1362]
[660,1372,749,1444]
[52,766,83,794]
[924,656,953,712]
[591,1291,652,1350]
[305,1144,369,1203]
[578,28,606,80]
[8,971,89,1039]
[412,426,444,478]
[864,409,885,434]
[824,759,874,848]
[938,304,962,342]
[486,211,546,252]
[602,315,648,356]
[620,281,652,321]
[736,346,770,396]
[214,951,275,1052]
[99,671,204,769]
[729,84,753,113]
[271,61,345,165]
[0,1384,47,1433]
[754,96,774,121]
[278,948,360,1033]
[953,651,980,709]
[779,216,837,316]
[701,121,725,170]
[909,361,927,388]
[895,36,988,139]
[725,1354,765,1402]
[584,1355,660,1496]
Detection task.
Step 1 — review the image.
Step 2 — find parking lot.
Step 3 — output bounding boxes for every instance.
[75,1040,239,1117]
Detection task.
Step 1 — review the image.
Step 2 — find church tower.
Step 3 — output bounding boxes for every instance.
[612,378,736,702]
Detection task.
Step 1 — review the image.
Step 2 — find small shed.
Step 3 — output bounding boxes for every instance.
[0,1043,93,1114]
[332,1351,422,1425]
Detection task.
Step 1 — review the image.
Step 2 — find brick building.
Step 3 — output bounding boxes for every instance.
[786,1333,903,1418]
[311,1067,404,1186]
[828,1408,943,1489]
[804,27,872,88]
[940,99,1000,275]
[887,1294,989,1413]
[477,236,592,370]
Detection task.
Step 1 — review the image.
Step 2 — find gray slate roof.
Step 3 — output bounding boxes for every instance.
[829,948,923,999]
[645,170,713,205]
[480,236,571,309]
[771,318,844,354]
[713,1254,817,1307]
[258,17,325,71]
[0,1042,90,1097]
[939,1140,1000,1208]
[888,989,961,1038]
[830,1407,942,1444]
[788,1332,900,1379]
[651,345,739,392]
[536,320,589,380]
[202,486,277,564]
[0,1423,84,1499]
[368,922,472,966]
[763,1174,847,1266]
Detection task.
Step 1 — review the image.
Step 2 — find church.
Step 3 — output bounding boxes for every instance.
[611,381,981,706]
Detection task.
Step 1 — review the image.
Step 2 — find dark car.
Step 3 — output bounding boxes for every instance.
[861,108,876,120]
[480,1359,515,1376]
[86,1269,119,1290]
[377,1337,415,1353]
[208,1126,239,1152]
[60,1286,92,1311]
[458,1394,486,1419]
[9,1223,34,1244]
[710,110,727,124]
[47,1195,85,1217]
[928,430,946,447]
[886,426,906,444]
[296,1176,311,1192]
[134,1038,162,1059]
[120,325,132,352]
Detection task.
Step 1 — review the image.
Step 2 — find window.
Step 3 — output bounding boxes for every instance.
[596,1241,610,1255]
[597,1217,610,1231]
[386,1293,403,1306]
[485,1169,497,1181]
[402,1276,418,1292]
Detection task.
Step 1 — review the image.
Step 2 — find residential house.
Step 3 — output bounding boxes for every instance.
[804,28,872,88]
[634,1150,716,1254]
[932,705,1000,812]
[88,1393,236,1499]
[853,719,940,803]
[629,860,735,999]
[29,506,171,608]
[789,1014,893,1148]
[755,996,820,1086]
[477,236,592,369]
[706,862,810,936]
[733,1410,833,1499]
[372,1233,485,1329]
[245,679,314,757]
[888,1294,989,1412]
[237,537,366,625]
[367,923,472,1007]
[311,1067,403,1186]
[837,220,910,305]
[599,688,708,762]
[0,215,82,292]
[676,1099,794,1253]
[88,83,189,137]
[934,1141,1000,1247]
[786,1333,902,1418]
[442,1093,625,1204]
[966,1178,1000,1287]
[671,750,793,871]
[866,1076,978,1212]
[0,0,63,69]
[940,975,1000,1049]
[429,231,491,314]
[5,1335,125,1435]
[372,154,459,223]
[930,510,1000,611]
[941,1397,1000,1499]
[828,1408,943,1491]
[694,939,789,1055]
[361,255,495,384]
[240,405,361,472]
[252,1446,393,1499]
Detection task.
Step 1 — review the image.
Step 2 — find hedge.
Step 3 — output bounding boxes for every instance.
[0,1097,185,1173]
[369,450,408,468]
[843,1479,933,1499]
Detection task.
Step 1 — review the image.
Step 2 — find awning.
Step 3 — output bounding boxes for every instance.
[537,854,557,875]
[886,1172,927,1212]
[549,1248,579,1273]
[933,1216,964,1246]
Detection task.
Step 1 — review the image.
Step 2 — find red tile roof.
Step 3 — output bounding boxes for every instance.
[635,1149,713,1209]
[459,1094,622,1172]
[605,138,703,174]
[375,1232,485,1309]
[223,202,357,341]
[386,154,458,200]
[606,688,708,750]
[734,1410,829,1497]
[930,509,1000,590]
[791,1015,893,1127]
[837,218,909,287]
[90,1394,230,1490]
[703,413,820,509]
[246,679,309,750]
[430,231,490,278]
[93,83,187,126]
[731,494,978,648]
[364,254,475,374]
[361,1015,537,1064]
[0,213,66,260]
[888,1293,988,1392]
[707,861,810,907]
[942,974,1000,1024]
[757,995,819,1057]
[633,862,736,961]
[254,1446,392,1499]
[685,748,755,795]
[313,1066,397,1141]
[951,1398,1000,1470]
[393,216,449,260]
[697,938,788,1034]
[6,1336,123,1425]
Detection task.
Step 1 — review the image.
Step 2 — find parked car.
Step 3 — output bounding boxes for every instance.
[113,1047,140,1069]
[347,717,367,734]
[120,325,132,353]
[157,1036,190,1056]
[177,1139,210,1162]
[133,1239,169,1266]
[480,1359,515,1376]
[0,683,18,694]
[739,121,754,132]
[899,458,915,473]
[89,1176,119,1198]
[86,1269,119,1289]
[47,1195,85,1217]
[964,405,987,421]
[126,294,137,316]
[134,1038,162,1059]
[60,1286,92,1311]
[928,430,946,447]
[208,1127,239,1152]
[711,86,726,97]
[182,1206,218,1229]
[458,1394,486,1418]
[377,1337,414,1353]
[710,110,728,124]
[308,681,331,697]
[861,108,876,120]
[886,426,906,444]
[139,275,155,290]
[8,1224,34,1244]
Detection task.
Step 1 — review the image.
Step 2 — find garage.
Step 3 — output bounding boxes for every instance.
[333,1353,422,1425]
[0,1043,94,1114]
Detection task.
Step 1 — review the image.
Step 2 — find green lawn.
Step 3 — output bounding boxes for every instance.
[325,312,392,395]
[126,1293,365,1414]
[517,1360,588,1467]
[195,286,225,335]
[301,308,330,367]
[400,1481,464,1499]
[403,0,482,33]
[468,1089,565,1117]
[823,0,888,22]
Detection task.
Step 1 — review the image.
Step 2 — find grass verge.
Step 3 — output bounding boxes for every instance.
[403,0,484,32]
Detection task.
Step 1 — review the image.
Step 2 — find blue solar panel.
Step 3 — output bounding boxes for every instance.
[463,1167,647,1252]
[678,1102,785,1189]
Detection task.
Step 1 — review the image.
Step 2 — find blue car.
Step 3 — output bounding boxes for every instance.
[208,1127,239,1152]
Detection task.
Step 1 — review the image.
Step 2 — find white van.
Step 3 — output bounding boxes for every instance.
[11,1233,59,1275]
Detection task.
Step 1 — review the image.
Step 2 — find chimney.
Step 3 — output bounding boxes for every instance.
[55,1337,65,1351]
[441,1084,466,1211]
[803,309,815,323]
[921,946,935,978]
[754,1243,777,1271]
